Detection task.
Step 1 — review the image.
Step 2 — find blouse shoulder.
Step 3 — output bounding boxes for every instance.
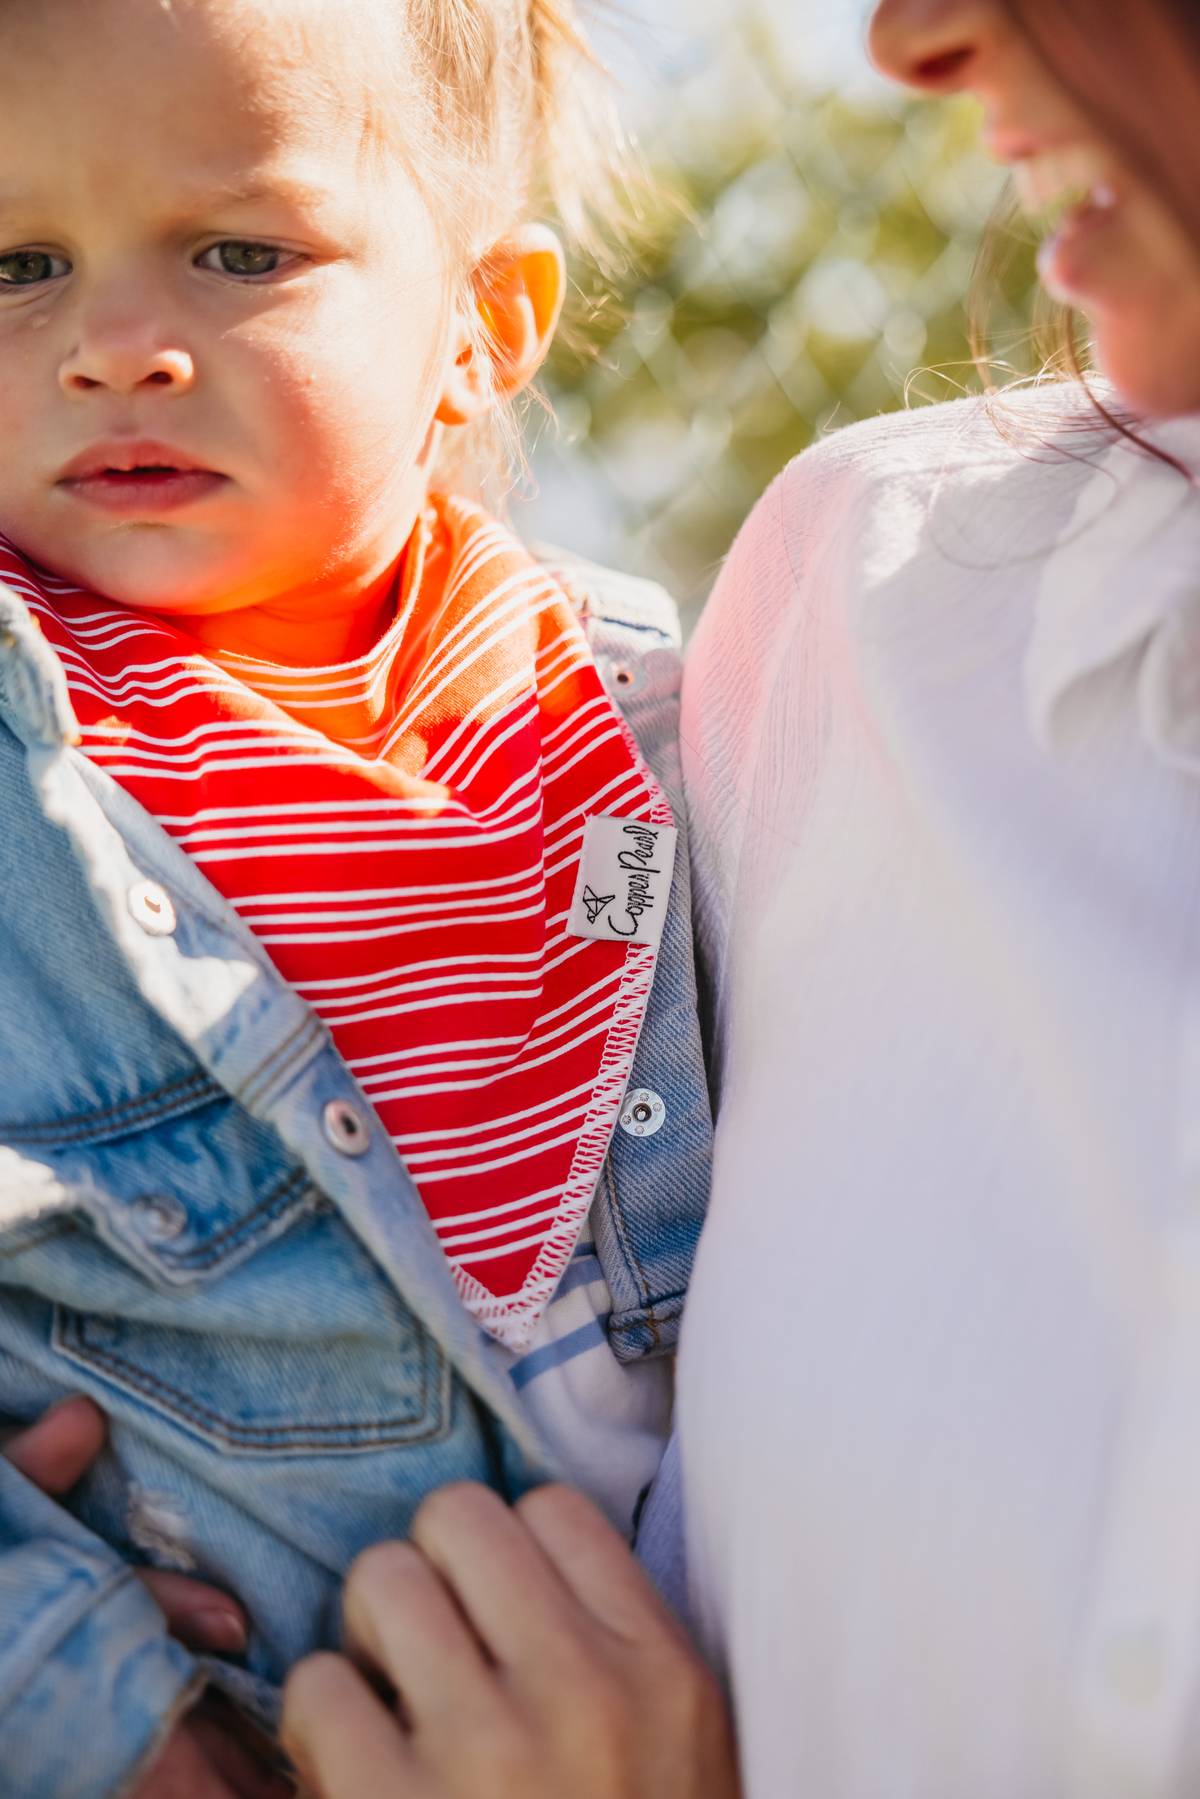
[688,390,1044,701]
[772,383,1101,523]
[681,385,1106,1042]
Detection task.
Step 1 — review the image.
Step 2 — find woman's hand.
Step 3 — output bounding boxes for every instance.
[3,1396,249,1655]
[281,1481,739,1799]
[3,1397,289,1798]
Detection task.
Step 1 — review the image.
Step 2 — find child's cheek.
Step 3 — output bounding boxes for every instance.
[0,305,58,419]
[236,321,446,515]
[220,242,454,471]
[0,317,58,544]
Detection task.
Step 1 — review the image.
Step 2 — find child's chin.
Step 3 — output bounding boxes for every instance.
[60,541,247,616]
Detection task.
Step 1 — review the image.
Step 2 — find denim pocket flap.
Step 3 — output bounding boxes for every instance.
[51,1246,451,1457]
[21,1089,315,1289]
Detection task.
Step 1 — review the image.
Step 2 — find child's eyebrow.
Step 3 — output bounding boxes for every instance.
[173,176,339,216]
[0,176,337,220]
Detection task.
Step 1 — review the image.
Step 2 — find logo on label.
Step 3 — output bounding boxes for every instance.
[568,815,678,951]
[581,886,616,926]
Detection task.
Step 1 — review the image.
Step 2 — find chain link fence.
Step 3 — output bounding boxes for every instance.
[518,13,1041,632]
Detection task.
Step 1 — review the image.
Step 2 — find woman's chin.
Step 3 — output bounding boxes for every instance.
[1034,186,1200,421]
[1091,322,1200,422]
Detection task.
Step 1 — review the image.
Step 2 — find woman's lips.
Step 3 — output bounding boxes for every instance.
[1036,195,1126,307]
[991,137,1128,310]
[58,467,227,515]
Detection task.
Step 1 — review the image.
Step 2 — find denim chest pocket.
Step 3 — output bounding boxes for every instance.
[2,1081,449,1456]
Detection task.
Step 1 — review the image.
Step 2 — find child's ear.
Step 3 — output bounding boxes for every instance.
[435,225,566,428]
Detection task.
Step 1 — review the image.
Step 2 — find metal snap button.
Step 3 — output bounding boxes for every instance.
[610,664,639,693]
[128,880,177,937]
[130,1193,188,1244]
[619,1088,666,1138]
[323,1098,371,1157]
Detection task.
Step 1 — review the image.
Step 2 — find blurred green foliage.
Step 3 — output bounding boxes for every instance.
[539,32,1043,622]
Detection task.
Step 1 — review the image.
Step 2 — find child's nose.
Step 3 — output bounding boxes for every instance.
[58,339,195,398]
[867,0,994,91]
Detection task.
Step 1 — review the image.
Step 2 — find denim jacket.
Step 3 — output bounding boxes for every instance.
[0,552,711,1798]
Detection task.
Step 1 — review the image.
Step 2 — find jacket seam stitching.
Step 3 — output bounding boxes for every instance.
[611,1287,686,1320]
[55,1322,446,1447]
[610,1290,685,1339]
[152,1168,315,1271]
[236,1014,326,1114]
[602,1154,657,1322]
[0,1070,220,1146]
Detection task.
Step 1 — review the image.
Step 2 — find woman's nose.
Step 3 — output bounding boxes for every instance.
[867,0,995,91]
[58,337,195,399]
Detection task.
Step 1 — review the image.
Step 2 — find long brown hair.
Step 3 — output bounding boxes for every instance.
[972,0,1200,457]
[1001,0,1200,250]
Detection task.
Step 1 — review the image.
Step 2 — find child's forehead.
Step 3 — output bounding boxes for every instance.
[0,0,400,178]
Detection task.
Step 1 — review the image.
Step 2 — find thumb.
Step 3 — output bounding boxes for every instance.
[3,1395,108,1493]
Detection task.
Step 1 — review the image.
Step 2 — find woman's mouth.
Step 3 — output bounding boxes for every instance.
[1011,145,1125,305]
[1013,145,1118,221]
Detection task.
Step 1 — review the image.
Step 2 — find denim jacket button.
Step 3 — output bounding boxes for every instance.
[608,662,640,695]
[323,1099,371,1157]
[619,1088,666,1138]
[131,1194,188,1243]
[128,880,177,937]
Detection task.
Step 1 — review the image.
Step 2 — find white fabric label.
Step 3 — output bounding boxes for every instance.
[568,815,678,950]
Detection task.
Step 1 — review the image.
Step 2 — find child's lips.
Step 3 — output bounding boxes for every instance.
[57,444,228,515]
[60,467,228,514]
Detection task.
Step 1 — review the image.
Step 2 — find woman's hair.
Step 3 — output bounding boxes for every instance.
[974,0,1200,396]
[1000,0,1200,249]
[965,0,1200,468]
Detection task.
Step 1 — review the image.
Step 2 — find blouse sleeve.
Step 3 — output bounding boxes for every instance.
[681,439,859,1090]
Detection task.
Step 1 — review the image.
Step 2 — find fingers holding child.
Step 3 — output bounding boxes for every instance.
[282,1481,740,1799]
[4,1406,739,1799]
[2,1392,107,1493]
[2,1396,249,1655]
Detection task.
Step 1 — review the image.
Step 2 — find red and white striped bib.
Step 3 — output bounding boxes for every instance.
[5,498,670,1347]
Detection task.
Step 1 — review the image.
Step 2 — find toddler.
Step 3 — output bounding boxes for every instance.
[0,0,709,1792]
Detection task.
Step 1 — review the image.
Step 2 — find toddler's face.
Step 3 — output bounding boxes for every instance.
[0,0,455,622]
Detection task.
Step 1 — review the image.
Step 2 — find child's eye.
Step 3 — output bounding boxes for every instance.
[0,249,70,288]
[196,240,294,279]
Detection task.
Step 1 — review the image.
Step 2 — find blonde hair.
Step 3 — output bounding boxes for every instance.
[404,0,623,262]
[391,0,635,494]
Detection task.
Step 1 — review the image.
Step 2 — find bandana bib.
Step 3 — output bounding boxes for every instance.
[4,498,672,1348]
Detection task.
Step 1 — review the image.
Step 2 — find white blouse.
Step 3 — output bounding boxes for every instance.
[678,389,1200,1799]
